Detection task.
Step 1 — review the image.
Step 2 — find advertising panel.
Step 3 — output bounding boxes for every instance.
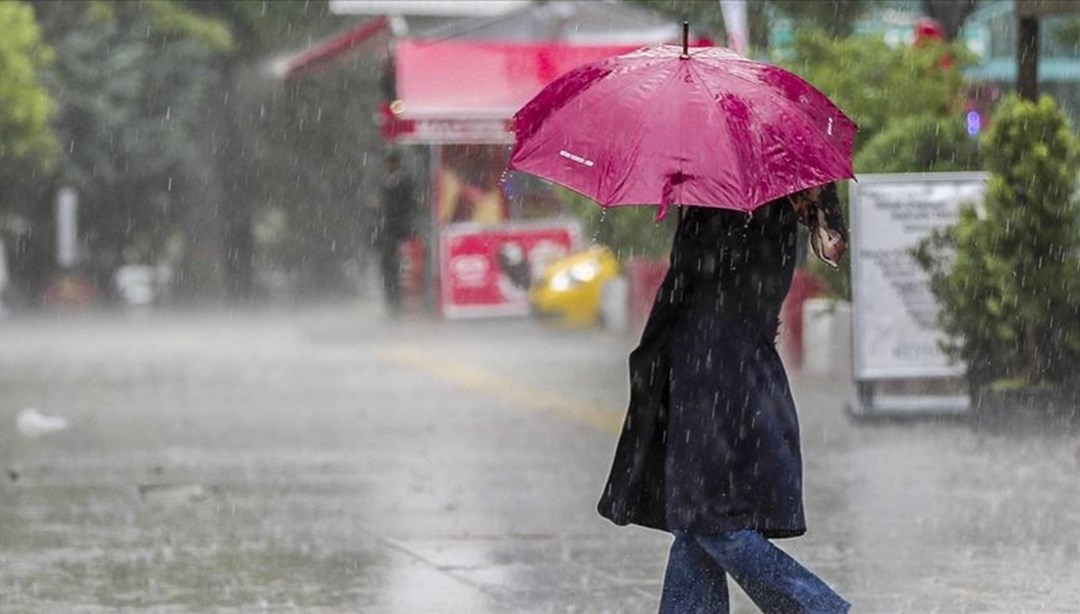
[440,221,580,318]
[850,173,988,380]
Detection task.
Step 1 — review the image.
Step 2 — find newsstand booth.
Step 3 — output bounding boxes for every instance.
[386,38,665,318]
[284,2,680,317]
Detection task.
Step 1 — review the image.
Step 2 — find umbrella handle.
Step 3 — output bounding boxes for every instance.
[681,22,689,58]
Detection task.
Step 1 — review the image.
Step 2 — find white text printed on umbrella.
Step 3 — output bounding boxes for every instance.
[559,149,595,167]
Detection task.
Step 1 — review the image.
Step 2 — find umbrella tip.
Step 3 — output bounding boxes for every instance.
[681,21,689,58]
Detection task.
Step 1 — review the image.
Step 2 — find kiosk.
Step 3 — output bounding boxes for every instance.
[283,2,681,316]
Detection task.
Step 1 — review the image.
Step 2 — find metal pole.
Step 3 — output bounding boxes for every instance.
[56,187,78,270]
[427,144,442,316]
[1017,16,1039,100]
[681,21,689,58]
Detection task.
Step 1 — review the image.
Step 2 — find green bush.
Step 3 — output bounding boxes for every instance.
[915,95,1080,392]
[855,114,982,175]
[783,31,970,151]
[0,1,55,166]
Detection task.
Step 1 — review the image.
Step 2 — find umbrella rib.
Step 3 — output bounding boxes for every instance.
[687,59,854,203]
[570,57,678,201]
[685,60,752,205]
[647,60,692,204]
[511,46,856,213]
[750,73,856,183]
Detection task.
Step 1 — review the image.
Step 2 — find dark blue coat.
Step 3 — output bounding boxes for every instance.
[598,200,805,538]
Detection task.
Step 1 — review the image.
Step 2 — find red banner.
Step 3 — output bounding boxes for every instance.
[440,221,580,318]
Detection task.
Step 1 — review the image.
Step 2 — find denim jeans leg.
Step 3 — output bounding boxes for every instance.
[659,532,730,614]
[694,530,850,614]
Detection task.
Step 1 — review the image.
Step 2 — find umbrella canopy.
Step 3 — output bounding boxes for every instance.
[508,44,857,215]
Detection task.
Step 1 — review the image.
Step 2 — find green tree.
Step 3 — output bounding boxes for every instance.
[782,32,974,297]
[855,114,981,174]
[16,0,216,296]
[0,1,55,166]
[0,2,55,306]
[784,31,969,153]
[915,95,1080,392]
[630,0,876,51]
[175,0,362,301]
[253,58,385,297]
[771,0,874,38]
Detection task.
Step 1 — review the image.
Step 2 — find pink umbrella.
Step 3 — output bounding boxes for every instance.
[508,33,856,219]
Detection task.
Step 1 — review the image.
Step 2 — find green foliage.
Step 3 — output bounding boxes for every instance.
[915,95,1080,392]
[785,31,977,299]
[629,0,875,52]
[180,1,338,59]
[846,113,982,299]
[39,3,212,187]
[855,114,982,174]
[2,0,381,301]
[142,0,234,51]
[770,0,875,38]
[172,0,361,299]
[0,0,217,297]
[0,1,56,165]
[253,57,386,295]
[783,31,970,152]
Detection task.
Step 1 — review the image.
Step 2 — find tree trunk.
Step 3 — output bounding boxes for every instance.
[217,60,258,303]
[174,142,225,302]
[1023,322,1040,385]
[1017,16,1040,101]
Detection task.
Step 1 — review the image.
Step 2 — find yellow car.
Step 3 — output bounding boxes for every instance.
[529,246,620,327]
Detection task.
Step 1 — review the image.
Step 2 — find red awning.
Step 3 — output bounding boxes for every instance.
[387,39,640,143]
[282,17,390,80]
[395,39,638,118]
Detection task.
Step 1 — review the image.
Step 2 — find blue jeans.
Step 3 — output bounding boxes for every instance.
[659,531,850,614]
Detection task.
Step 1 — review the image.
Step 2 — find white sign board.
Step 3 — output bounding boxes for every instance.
[850,173,987,380]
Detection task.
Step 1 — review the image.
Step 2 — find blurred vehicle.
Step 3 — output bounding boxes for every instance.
[528,245,619,327]
[113,265,170,306]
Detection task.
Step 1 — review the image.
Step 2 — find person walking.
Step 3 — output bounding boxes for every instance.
[371,151,416,315]
[597,184,850,614]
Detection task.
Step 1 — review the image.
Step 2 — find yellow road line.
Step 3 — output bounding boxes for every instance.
[376,346,624,434]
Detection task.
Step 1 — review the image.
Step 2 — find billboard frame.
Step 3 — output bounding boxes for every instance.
[848,172,989,417]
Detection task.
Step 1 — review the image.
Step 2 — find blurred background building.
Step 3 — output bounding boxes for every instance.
[3,0,1079,317]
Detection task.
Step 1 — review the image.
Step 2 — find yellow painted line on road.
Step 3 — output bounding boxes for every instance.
[376,346,623,434]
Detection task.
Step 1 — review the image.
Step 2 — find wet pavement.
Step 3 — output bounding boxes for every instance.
[1,304,1079,613]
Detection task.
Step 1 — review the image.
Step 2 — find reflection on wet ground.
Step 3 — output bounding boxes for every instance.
[1,306,1078,612]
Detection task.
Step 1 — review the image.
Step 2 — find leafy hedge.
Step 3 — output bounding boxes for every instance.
[915,95,1080,393]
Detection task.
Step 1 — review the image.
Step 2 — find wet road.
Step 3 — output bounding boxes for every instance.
[1,305,1079,613]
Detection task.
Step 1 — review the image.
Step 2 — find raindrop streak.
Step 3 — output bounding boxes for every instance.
[592,208,608,245]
